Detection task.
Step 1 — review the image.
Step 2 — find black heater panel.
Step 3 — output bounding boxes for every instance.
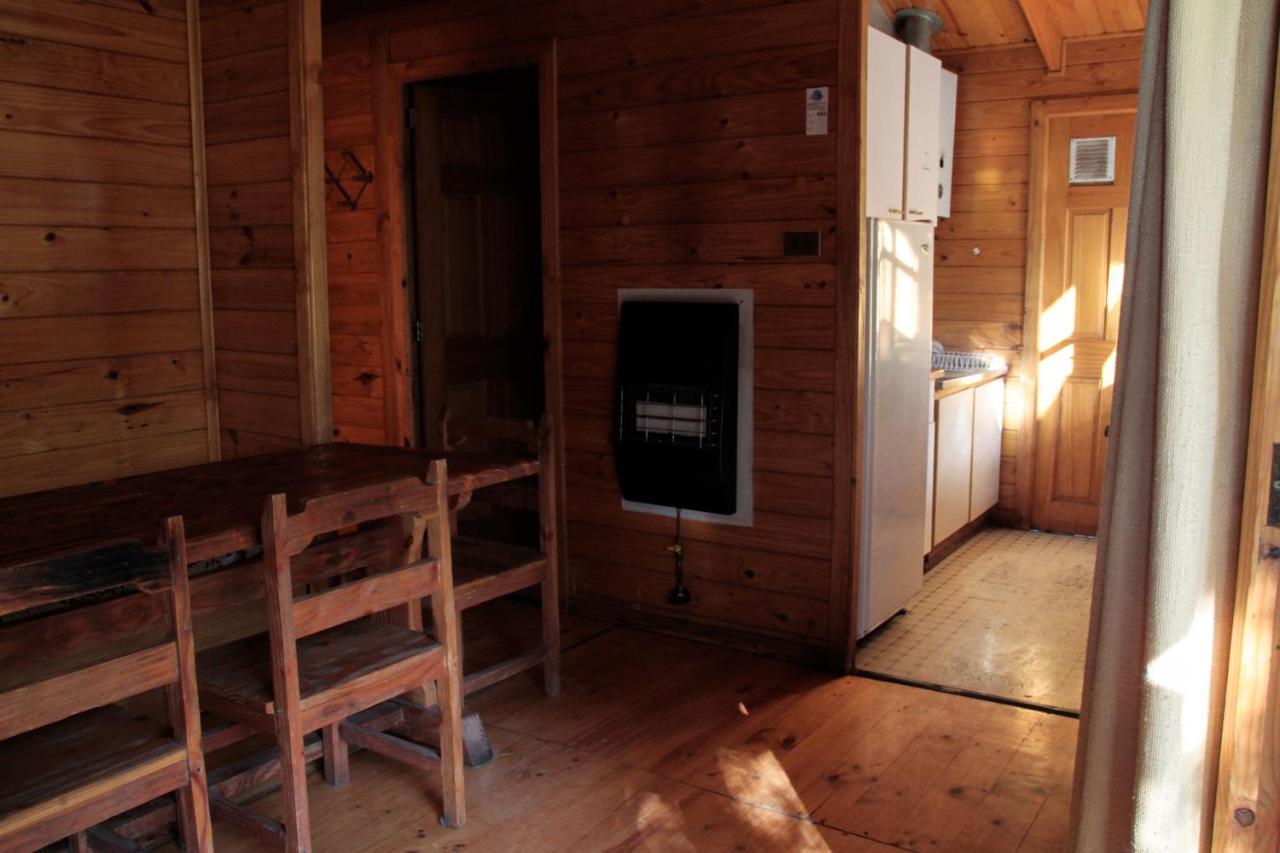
[614,301,739,515]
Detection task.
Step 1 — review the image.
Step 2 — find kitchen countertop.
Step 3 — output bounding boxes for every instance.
[934,366,1009,400]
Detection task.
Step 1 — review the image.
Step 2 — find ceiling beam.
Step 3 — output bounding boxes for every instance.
[1017,0,1064,70]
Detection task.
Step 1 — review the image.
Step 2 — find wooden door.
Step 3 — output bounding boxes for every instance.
[1030,105,1136,534]
[410,70,544,450]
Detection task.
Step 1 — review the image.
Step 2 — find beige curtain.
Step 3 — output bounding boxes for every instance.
[1071,1,1278,850]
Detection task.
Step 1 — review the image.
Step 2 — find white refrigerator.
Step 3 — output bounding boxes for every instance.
[857,218,934,638]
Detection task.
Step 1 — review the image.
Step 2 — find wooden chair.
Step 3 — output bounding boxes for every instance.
[195,460,464,851]
[442,415,561,697]
[0,518,212,852]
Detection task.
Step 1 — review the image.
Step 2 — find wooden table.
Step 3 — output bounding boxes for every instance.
[0,443,539,567]
[0,445,534,841]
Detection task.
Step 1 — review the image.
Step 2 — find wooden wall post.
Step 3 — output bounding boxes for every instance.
[289,0,333,445]
[836,0,868,672]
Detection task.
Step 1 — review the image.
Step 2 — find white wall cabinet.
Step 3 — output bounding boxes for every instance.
[866,29,954,224]
[933,387,974,547]
[904,47,941,224]
[969,377,1005,521]
[938,69,958,219]
[866,27,906,220]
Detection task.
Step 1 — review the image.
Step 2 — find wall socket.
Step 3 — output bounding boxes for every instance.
[782,230,821,257]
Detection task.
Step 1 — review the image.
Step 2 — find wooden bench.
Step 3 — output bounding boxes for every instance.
[443,416,561,697]
[0,518,212,852]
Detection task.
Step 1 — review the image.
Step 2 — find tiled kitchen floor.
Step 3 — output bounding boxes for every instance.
[856,528,1097,712]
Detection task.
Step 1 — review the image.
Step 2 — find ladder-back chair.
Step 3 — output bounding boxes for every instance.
[195,460,463,851]
[0,518,212,852]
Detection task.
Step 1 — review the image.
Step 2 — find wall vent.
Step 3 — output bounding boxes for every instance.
[1069,136,1117,185]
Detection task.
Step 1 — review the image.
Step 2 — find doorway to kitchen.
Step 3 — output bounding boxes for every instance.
[857,95,1139,714]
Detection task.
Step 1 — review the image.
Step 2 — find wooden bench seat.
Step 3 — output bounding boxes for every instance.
[0,698,188,848]
[452,536,548,611]
[197,619,443,724]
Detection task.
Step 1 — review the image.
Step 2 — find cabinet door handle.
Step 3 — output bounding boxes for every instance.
[909,209,924,216]
[888,207,902,214]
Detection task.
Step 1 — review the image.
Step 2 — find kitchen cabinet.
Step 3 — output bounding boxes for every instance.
[925,417,936,556]
[904,47,941,224]
[938,69,957,219]
[970,377,1005,520]
[933,387,974,547]
[866,27,906,220]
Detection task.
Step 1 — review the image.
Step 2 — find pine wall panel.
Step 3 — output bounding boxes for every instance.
[201,0,304,457]
[0,0,214,496]
[322,0,856,662]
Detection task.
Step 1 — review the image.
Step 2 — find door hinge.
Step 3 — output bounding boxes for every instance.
[406,106,417,129]
[413,319,424,343]
[1267,443,1280,528]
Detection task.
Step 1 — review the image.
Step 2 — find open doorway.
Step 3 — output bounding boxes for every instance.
[857,96,1138,714]
[406,66,545,545]
[407,66,544,452]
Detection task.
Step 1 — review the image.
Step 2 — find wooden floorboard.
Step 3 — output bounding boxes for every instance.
[209,598,1077,851]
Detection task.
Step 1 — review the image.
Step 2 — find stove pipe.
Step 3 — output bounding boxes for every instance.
[894,8,944,53]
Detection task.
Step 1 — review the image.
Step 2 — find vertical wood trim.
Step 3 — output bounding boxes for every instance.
[186,0,220,462]
[836,0,867,672]
[374,29,414,448]
[1212,50,1280,852]
[1018,100,1050,530]
[289,0,333,445]
[538,39,569,609]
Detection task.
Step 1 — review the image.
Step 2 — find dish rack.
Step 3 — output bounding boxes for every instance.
[932,350,1007,372]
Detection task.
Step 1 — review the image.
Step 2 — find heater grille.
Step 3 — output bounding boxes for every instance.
[618,383,723,448]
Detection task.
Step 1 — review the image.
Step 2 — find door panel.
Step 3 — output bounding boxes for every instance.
[1031,106,1135,534]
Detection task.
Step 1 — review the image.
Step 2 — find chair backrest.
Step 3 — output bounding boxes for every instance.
[0,517,201,745]
[261,459,454,643]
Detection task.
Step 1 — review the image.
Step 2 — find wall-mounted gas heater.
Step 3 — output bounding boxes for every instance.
[614,301,740,515]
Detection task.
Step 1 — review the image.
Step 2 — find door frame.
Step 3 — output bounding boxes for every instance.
[1212,48,1280,849]
[370,33,566,578]
[1018,93,1139,529]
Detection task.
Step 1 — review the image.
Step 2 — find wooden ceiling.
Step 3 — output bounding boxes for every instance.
[878,0,1147,68]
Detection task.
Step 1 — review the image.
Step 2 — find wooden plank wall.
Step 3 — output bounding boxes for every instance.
[202,0,305,457]
[0,0,217,498]
[936,33,1142,525]
[322,0,853,663]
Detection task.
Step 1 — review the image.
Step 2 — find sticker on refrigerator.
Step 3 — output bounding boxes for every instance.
[805,87,829,136]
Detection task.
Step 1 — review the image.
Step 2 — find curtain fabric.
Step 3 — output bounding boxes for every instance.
[1071,1,1278,850]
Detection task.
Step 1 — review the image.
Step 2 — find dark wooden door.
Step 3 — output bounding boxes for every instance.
[410,69,543,450]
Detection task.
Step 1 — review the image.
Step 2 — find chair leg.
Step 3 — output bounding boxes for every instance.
[434,673,465,828]
[540,575,561,697]
[323,723,349,788]
[274,711,313,852]
[175,763,214,852]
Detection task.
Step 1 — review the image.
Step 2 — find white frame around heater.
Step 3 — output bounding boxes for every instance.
[616,288,755,527]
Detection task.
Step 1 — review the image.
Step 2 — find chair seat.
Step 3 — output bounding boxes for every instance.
[197,618,441,720]
[0,705,185,839]
[452,536,548,610]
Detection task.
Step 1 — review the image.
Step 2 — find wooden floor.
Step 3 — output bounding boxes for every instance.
[210,600,1077,852]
